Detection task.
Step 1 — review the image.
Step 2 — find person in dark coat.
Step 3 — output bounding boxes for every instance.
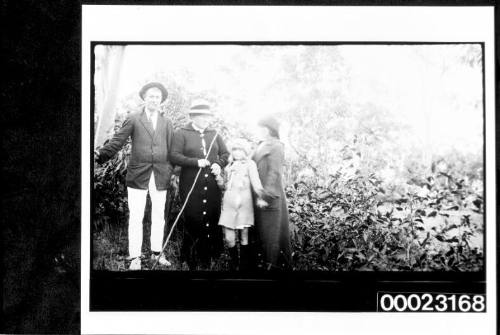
[169,100,230,269]
[252,116,292,271]
[95,82,174,270]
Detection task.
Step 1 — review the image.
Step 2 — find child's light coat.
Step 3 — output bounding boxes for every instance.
[218,159,264,229]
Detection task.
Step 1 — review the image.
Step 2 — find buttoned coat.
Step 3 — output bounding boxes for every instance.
[218,159,264,229]
[98,108,174,190]
[169,123,230,266]
[252,138,292,270]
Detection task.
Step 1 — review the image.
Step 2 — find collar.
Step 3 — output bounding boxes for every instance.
[191,122,206,133]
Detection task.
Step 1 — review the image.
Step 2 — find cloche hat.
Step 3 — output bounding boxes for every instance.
[257,116,280,138]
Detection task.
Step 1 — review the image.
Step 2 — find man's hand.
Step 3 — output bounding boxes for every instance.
[198,159,210,168]
[94,150,100,164]
[170,174,179,191]
[256,199,268,208]
[210,163,221,176]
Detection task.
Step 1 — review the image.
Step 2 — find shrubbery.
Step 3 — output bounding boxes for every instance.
[93,135,484,271]
[288,161,483,271]
[93,142,130,231]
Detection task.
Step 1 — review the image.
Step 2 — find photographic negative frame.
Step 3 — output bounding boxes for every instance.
[82,5,496,335]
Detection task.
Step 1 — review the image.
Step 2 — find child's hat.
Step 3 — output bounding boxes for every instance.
[230,138,251,155]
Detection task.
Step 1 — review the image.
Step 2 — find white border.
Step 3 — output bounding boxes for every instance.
[82,6,496,335]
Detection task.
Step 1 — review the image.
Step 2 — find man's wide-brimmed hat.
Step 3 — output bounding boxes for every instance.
[188,99,213,115]
[139,82,168,102]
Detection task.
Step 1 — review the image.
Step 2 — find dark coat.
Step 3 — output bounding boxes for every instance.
[252,138,292,270]
[98,108,174,190]
[169,123,229,266]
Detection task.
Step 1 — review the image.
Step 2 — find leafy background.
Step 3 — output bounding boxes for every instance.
[93,44,484,271]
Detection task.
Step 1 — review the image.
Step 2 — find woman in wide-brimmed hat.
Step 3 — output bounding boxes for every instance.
[251,116,292,271]
[168,99,230,269]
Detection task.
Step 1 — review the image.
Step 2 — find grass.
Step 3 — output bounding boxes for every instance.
[92,217,230,271]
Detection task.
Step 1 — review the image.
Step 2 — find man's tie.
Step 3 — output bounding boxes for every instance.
[149,112,157,131]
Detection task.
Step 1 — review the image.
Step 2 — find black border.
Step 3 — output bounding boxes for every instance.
[89,41,487,311]
[81,0,496,5]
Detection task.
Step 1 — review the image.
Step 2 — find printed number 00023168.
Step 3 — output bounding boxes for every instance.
[377,293,485,312]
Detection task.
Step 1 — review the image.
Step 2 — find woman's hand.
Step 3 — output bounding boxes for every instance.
[197,159,210,168]
[210,163,221,175]
[256,199,268,208]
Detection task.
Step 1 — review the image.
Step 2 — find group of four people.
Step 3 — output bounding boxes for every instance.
[95,82,291,271]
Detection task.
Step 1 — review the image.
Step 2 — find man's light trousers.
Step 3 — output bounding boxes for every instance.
[127,173,166,259]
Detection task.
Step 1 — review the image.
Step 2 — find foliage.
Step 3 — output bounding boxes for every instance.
[93,143,130,232]
[288,153,483,271]
[94,121,484,272]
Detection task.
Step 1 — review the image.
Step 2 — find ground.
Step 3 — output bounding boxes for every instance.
[92,219,230,271]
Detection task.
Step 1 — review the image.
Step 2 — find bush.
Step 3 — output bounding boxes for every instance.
[93,126,484,272]
[287,165,483,271]
[93,142,130,232]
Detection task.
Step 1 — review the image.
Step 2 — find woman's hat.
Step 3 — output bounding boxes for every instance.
[139,82,168,102]
[188,99,213,115]
[257,116,280,138]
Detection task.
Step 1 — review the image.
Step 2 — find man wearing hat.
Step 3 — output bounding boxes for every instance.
[95,82,174,270]
[169,99,230,269]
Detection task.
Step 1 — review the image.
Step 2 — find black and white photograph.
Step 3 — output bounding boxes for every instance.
[81,5,496,335]
[92,43,484,273]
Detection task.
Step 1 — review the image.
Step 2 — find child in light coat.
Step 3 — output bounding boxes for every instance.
[217,139,268,271]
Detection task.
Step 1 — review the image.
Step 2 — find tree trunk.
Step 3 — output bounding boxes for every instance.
[94,45,126,148]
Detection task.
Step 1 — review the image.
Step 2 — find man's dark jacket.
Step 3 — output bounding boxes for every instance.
[98,108,174,190]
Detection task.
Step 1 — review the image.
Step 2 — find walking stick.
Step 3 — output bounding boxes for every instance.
[152,131,220,269]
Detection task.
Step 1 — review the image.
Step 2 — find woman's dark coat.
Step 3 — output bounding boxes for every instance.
[169,123,229,267]
[252,138,292,270]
